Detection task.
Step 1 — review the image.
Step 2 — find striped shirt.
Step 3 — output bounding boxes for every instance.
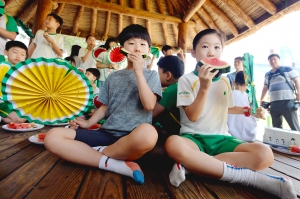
[264,66,298,102]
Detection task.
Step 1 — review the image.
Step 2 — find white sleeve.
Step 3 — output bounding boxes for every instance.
[32,30,42,44]
[177,76,195,107]
[57,35,64,50]
[78,48,85,58]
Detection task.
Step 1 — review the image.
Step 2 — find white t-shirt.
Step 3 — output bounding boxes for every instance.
[177,72,233,135]
[78,47,96,71]
[31,30,64,58]
[227,90,257,142]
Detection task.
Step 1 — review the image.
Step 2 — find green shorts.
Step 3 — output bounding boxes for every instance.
[181,133,244,156]
[0,102,12,117]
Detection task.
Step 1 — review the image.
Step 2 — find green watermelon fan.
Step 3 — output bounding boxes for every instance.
[107,46,127,64]
[197,58,230,78]
[16,18,34,38]
[92,46,107,61]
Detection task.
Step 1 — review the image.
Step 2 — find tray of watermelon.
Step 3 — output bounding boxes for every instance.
[2,123,44,132]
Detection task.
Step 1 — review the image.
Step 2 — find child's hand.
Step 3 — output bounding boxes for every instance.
[128,52,145,73]
[70,117,90,129]
[43,32,53,44]
[109,63,117,69]
[197,63,218,91]
[251,107,266,119]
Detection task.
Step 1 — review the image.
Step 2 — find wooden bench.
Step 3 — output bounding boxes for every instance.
[0,126,299,199]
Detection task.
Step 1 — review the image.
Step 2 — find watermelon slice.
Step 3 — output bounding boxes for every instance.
[36,133,47,139]
[92,46,107,60]
[107,46,127,64]
[77,67,84,73]
[197,58,230,78]
[289,145,300,153]
[120,48,147,59]
[93,93,103,108]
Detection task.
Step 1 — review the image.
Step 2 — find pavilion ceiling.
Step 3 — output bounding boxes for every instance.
[4,0,300,51]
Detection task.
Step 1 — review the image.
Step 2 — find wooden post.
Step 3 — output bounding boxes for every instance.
[162,22,169,45]
[103,11,111,39]
[90,9,97,35]
[32,0,53,34]
[178,22,188,53]
[118,14,123,34]
[172,24,178,46]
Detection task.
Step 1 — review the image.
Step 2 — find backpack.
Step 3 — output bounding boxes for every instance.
[267,67,297,96]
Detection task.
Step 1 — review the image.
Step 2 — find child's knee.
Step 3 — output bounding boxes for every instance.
[164,135,182,155]
[252,143,274,170]
[44,128,64,150]
[134,123,158,149]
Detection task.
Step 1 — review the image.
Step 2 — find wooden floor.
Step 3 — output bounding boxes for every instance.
[0,125,299,199]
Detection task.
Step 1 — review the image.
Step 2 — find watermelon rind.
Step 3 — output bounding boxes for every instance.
[197,58,230,78]
[121,48,147,59]
[107,46,127,64]
[92,46,107,60]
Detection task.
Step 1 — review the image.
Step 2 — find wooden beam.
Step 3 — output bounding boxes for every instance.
[166,0,184,16]
[119,0,123,6]
[4,0,13,7]
[57,0,181,23]
[32,0,53,34]
[204,0,238,36]
[145,0,150,11]
[90,9,97,35]
[103,11,111,40]
[192,13,208,32]
[166,0,174,16]
[131,0,136,9]
[178,22,188,52]
[182,0,206,22]
[197,8,219,31]
[172,24,178,46]
[55,3,65,15]
[118,14,123,34]
[162,22,169,45]
[17,0,38,23]
[156,0,164,14]
[220,0,254,28]
[146,20,151,40]
[253,0,277,15]
[72,6,84,35]
[131,17,136,24]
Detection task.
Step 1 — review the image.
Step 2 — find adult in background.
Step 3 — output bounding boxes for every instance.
[227,56,244,88]
[260,54,300,131]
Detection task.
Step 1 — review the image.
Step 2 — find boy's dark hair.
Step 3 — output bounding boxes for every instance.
[118,24,151,47]
[268,54,280,60]
[235,71,245,86]
[5,40,28,56]
[193,29,224,50]
[104,37,118,50]
[47,13,63,27]
[64,56,75,64]
[86,68,100,80]
[70,45,81,56]
[162,45,172,54]
[157,56,184,79]
[234,57,243,62]
[86,34,95,41]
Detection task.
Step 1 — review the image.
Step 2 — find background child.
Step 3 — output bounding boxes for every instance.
[44,24,162,185]
[161,45,185,64]
[227,71,257,142]
[165,29,295,199]
[0,0,18,62]
[85,68,100,95]
[70,44,82,67]
[79,35,96,71]
[153,56,184,136]
[28,13,64,58]
[64,56,76,66]
[1,40,27,123]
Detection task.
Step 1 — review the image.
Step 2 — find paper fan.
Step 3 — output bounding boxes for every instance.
[150,46,160,58]
[92,46,107,60]
[107,46,127,64]
[93,93,103,108]
[77,67,84,73]
[0,61,12,97]
[16,18,34,38]
[1,57,93,124]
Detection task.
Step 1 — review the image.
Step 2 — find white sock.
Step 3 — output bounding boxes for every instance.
[93,146,106,152]
[98,155,144,184]
[220,162,296,199]
[169,163,189,187]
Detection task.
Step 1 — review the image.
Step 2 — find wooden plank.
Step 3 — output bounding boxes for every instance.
[273,152,300,168]
[25,160,86,198]
[77,169,124,199]
[0,130,17,140]
[0,144,45,180]
[270,160,300,180]
[253,0,277,15]
[0,140,31,161]
[182,0,206,22]
[0,151,59,199]
[17,0,38,23]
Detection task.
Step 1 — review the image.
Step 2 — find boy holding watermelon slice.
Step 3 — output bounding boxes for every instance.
[165,29,296,198]
[44,24,162,185]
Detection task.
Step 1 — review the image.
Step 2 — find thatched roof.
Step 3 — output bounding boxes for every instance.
[5,0,300,51]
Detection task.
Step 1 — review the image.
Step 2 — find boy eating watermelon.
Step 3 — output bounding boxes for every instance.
[44,24,162,184]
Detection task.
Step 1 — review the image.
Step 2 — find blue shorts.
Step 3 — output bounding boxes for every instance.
[74,128,121,147]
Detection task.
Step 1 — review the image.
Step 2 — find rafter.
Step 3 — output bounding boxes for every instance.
[55,3,65,15]
[57,0,181,23]
[182,0,206,22]
[168,0,184,16]
[203,0,238,36]
[162,22,169,45]
[253,0,277,15]
[32,0,53,34]
[172,24,178,46]
[197,8,219,31]
[90,9,97,35]
[192,13,208,32]
[131,0,137,25]
[72,6,84,35]
[118,14,123,34]
[166,0,174,16]
[146,20,151,40]
[156,0,164,14]
[220,0,254,28]
[145,0,150,11]
[103,11,111,39]
[17,0,38,23]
